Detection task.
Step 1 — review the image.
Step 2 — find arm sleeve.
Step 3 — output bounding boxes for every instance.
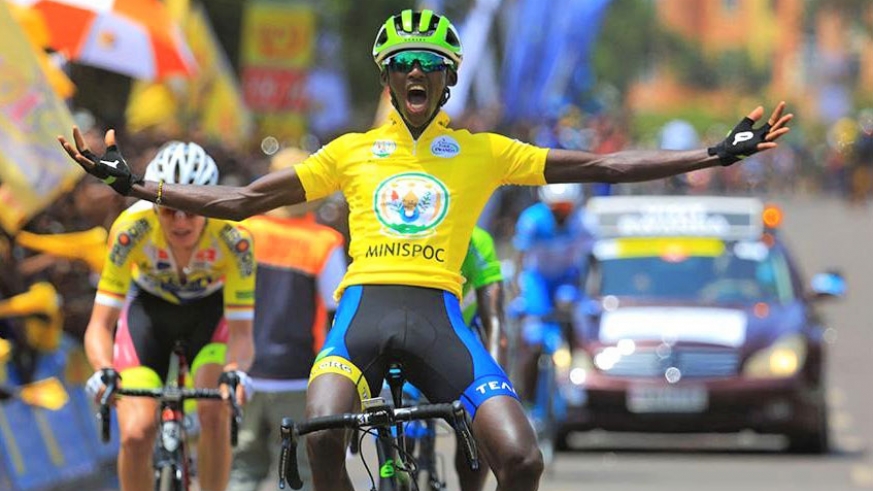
[317,245,347,311]
[95,219,136,309]
[294,135,352,201]
[488,133,549,186]
[221,225,256,321]
[462,228,504,289]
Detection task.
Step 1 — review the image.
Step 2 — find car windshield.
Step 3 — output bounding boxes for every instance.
[588,237,795,305]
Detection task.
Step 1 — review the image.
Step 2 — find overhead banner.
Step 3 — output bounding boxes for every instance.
[241,0,315,141]
[0,2,80,234]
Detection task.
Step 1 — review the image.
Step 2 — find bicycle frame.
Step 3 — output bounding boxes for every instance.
[377,364,446,491]
[99,343,240,491]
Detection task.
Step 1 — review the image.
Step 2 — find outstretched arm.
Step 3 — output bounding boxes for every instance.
[58,128,307,221]
[544,102,792,184]
[133,169,306,221]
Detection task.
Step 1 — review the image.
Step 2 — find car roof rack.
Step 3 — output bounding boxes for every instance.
[586,195,764,241]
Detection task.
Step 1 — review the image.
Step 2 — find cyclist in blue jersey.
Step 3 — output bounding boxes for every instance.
[60,9,793,490]
[512,183,591,404]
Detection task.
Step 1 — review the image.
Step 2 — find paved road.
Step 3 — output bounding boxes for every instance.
[96,196,873,491]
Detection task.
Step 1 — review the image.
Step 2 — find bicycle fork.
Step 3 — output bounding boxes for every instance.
[155,405,189,489]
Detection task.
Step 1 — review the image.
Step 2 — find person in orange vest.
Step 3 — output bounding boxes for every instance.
[228,148,347,491]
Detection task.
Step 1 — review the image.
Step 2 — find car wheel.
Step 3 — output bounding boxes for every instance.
[786,404,829,454]
[555,429,571,452]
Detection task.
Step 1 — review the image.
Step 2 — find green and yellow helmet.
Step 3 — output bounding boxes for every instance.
[372,9,463,69]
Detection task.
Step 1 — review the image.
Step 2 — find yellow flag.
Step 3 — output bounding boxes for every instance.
[0,2,80,234]
[15,227,108,274]
[19,377,69,411]
[0,338,10,364]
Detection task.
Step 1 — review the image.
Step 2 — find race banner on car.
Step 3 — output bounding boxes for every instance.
[0,2,80,234]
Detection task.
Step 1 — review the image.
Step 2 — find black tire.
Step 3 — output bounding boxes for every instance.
[535,355,557,467]
[786,404,829,454]
[555,429,571,452]
[156,465,180,491]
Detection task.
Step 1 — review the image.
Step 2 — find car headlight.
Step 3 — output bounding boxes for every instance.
[743,333,807,379]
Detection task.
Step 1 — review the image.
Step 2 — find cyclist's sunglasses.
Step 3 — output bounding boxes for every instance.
[154,206,198,220]
[383,51,453,74]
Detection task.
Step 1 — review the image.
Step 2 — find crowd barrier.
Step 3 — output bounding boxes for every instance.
[0,335,118,491]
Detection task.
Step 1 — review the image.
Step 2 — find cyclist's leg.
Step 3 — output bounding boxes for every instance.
[114,291,175,491]
[194,361,230,491]
[306,286,385,491]
[515,270,552,402]
[227,391,270,491]
[403,290,542,491]
[472,397,541,490]
[115,376,160,491]
[305,374,360,491]
[183,290,229,491]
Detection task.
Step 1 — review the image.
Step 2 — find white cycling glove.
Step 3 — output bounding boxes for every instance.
[86,368,118,399]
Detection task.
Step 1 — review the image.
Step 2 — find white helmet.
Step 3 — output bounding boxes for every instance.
[538,184,584,206]
[144,141,219,186]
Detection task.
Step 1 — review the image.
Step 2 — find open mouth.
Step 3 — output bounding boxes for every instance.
[406,86,428,113]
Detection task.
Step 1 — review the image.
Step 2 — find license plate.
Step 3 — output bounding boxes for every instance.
[627,385,708,414]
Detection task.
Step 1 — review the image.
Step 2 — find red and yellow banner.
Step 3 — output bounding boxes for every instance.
[241,0,315,141]
[0,2,80,234]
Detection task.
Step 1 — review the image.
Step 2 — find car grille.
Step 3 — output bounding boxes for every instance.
[600,348,740,378]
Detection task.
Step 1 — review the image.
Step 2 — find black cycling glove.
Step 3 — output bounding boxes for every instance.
[707,116,772,166]
[81,144,142,195]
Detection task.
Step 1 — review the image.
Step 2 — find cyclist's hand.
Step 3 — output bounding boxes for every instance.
[218,369,253,406]
[86,368,119,404]
[708,102,793,166]
[57,127,142,195]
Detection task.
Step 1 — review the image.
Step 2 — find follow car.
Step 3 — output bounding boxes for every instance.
[555,196,844,453]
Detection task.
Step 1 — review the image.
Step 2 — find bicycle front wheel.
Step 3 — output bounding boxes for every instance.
[157,465,181,491]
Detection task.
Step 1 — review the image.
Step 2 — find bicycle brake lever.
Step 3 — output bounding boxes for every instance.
[279,417,303,490]
[450,401,480,471]
[98,381,116,443]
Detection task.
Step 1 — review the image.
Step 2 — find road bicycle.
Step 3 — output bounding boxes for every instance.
[375,363,451,491]
[510,306,572,468]
[277,390,479,491]
[99,341,241,491]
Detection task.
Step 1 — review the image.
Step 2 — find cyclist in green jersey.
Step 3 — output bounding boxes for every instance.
[457,225,506,491]
[461,226,507,366]
[61,10,792,491]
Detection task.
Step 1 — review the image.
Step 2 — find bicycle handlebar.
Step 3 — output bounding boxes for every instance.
[278,400,479,490]
[98,382,241,447]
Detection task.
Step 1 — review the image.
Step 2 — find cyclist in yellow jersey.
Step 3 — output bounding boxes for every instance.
[61,10,792,490]
[80,142,256,491]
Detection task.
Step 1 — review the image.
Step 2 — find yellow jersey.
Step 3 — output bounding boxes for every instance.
[95,201,256,321]
[295,110,548,298]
